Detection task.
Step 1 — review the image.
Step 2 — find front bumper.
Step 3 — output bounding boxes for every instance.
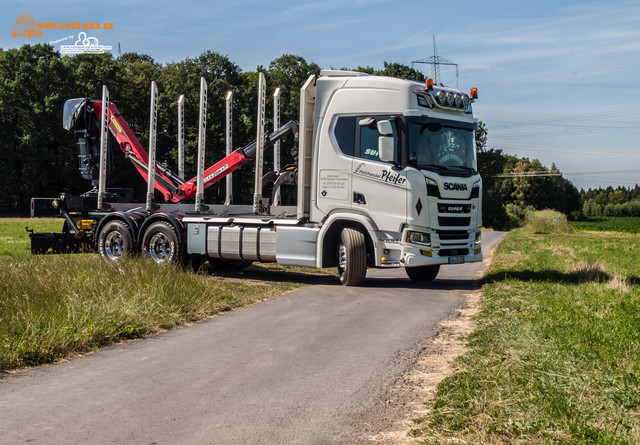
[376,227,483,267]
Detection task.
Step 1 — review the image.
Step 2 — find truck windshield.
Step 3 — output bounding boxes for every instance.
[407,120,477,173]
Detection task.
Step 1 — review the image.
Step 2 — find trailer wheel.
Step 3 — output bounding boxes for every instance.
[405,265,440,282]
[337,227,367,286]
[141,222,183,265]
[98,220,133,261]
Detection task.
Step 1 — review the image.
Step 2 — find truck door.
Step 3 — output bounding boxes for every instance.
[351,116,407,233]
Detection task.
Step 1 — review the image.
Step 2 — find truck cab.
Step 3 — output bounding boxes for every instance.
[310,71,482,276]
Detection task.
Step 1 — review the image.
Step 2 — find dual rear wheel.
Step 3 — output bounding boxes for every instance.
[97,220,182,265]
[97,221,132,261]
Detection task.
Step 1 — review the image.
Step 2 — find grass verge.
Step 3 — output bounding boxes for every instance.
[411,220,640,443]
[0,218,334,372]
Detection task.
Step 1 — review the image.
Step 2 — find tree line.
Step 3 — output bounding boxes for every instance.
[0,44,324,214]
[581,185,640,217]
[0,44,626,229]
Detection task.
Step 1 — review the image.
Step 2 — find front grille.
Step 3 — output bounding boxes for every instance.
[438,248,469,257]
[436,230,469,241]
[438,217,471,227]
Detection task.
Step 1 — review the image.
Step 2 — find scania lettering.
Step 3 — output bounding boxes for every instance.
[29,70,483,286]
[444,182,468,191]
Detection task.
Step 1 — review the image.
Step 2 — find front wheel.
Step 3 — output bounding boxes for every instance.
[141,222,183,265]
[337,228,367,286]
[405,264,440,282]
[97,220,133,261]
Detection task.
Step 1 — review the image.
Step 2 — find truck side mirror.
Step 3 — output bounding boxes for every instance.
[376,120,393,135]
[378,136,394,163]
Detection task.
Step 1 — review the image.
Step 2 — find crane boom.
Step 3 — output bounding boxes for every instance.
[65,97,297,204]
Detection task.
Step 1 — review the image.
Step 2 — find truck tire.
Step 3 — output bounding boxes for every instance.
[97,220,133,261]
[337,227,367,286]
[405,265,440,282]
[141,221,183,265]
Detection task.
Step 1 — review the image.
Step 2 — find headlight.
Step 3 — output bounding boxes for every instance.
[437,90,447,104]
[475,231,482,245]
[454,93,462,107]
[462,94,470,108]
[407,231,431,246]
[446,92,454,105]
[425,177,439,197]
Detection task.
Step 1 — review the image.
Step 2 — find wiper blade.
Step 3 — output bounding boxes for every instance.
[449,165,476,173]
[421,164,449,170]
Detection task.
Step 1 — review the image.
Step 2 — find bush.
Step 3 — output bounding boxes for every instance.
[524,209,572,234]
[505,204,535,228]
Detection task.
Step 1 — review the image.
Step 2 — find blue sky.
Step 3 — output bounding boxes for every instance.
[3,0,640,190]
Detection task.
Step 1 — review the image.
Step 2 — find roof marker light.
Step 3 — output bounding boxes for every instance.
[425,78,434,91]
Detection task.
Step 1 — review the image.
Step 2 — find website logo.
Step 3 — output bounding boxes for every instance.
[60,32,112,54]
[11,12,42,38]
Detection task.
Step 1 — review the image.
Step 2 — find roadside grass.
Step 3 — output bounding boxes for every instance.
[0,218,334,372]
[411,221,640,443]
[571,216,640,234]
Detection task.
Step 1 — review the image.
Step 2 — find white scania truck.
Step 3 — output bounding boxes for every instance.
[30,70,482,286]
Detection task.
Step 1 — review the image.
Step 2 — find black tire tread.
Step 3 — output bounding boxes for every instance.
[141,221,184,264]
[340,227,367,286]
[97,220,133,261]
[405,264,440,282]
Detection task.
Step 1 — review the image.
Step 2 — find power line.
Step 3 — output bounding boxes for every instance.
[520,82,638,89]
[493,144,640,158]
[492,122,640,130]
[461,37,640,73]
[477,61,640,87]
[491,128,612,141]
[564,169,640,175]
[496,172,562,178]
[491,128,638,141]
[488,107,640,129]
[495,169,640,179]
[571,177,640,186]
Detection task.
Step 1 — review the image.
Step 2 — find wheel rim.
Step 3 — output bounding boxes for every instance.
[338,242,347,277]
[147,232,172,263]
[104,231,125,260]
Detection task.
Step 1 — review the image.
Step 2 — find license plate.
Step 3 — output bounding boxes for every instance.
[448,256,464,264]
